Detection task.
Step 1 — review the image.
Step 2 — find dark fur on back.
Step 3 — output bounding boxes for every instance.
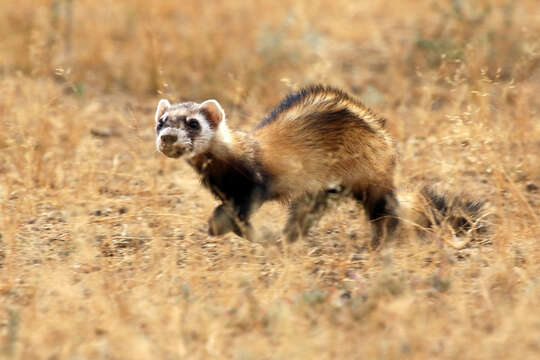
[256,86,322,129]
[256,85,383,130]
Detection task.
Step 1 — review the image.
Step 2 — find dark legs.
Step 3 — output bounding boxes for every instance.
[283,186,399,248]
[354,188,399,249]
[208,203,258,242]
[208,204,241,236]
[283,188,344,243]
[207,189,265,243]
[208,186,399,249]
[208,187,342,244]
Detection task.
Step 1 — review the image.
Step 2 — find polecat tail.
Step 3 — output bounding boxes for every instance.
[397,184,490,247]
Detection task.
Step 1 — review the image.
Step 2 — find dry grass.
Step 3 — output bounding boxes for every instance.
[1,0,540,359]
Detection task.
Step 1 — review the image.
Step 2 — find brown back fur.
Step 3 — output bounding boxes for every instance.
[254,85,396,200]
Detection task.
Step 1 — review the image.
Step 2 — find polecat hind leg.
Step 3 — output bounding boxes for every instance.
[283,187,346,243]
[353,187,399,249]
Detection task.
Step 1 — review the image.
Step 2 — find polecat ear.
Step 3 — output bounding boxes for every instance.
[200,99,225,128]
[155,99,171,123]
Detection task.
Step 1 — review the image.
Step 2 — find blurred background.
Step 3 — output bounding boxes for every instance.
[2,0,539,115]
[0,1,539,359]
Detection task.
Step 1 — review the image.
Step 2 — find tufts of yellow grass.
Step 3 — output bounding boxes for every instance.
[0,1,539,359]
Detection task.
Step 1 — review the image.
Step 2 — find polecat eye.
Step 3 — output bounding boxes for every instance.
[157,118,165,131]
[187,119,200,130]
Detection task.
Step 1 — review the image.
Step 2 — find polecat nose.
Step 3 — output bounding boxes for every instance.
[161,134,177,144]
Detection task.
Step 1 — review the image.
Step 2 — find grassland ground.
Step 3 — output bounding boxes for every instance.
[1,1,540,359]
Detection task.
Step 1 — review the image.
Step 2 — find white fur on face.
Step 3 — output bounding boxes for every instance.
[155,100,233,159]
[156,121,192,158]
[189,113,214,156]
[155,112,218,159]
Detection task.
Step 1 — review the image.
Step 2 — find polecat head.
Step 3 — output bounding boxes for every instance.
[154,98,226,158]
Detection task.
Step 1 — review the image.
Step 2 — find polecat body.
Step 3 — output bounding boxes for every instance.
[155,85,484,246]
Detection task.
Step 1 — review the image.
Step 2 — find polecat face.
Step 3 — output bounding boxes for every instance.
[155,99,225,158]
